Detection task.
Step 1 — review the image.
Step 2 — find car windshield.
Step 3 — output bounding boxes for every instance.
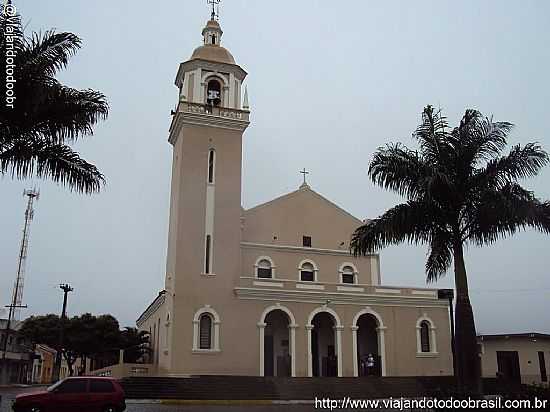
[46,379,66,392]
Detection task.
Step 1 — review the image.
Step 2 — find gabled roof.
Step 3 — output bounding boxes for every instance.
[243,184,364,224]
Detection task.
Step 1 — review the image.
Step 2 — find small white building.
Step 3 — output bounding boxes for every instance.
[479,333,550,386]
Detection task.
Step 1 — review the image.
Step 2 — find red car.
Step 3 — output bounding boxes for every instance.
[12,377,126,412]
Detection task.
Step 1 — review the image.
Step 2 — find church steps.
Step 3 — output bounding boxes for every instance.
[120,376,458,400]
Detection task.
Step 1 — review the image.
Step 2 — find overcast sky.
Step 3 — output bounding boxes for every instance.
[1,1,549,333]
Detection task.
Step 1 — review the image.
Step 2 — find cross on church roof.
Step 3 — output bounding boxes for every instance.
[208,0,221,21]
[300,168,310,188]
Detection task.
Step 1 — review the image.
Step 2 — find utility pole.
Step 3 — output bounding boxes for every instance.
[1,189,39,385]
[52,284,73,382]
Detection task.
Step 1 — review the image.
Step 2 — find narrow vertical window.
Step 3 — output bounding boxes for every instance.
[208,149,215,184]
[199,314,212,349]
[205,235,211,274]
[539,351,548,382]
[420,321,430,352]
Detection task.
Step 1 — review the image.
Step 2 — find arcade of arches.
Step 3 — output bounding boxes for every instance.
[257,306,396,378]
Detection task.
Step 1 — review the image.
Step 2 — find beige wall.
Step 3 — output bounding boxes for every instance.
[242,188,363,250]
[241,245,378,286]
[480,337,550,385]
[140,297,452,377]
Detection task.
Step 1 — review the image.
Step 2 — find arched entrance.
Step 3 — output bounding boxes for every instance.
[258,305,297,377]
[356,314,380,376]
[311,313,337,376]
[352,308,387,377]
[264,310,291,376]
[306,307,343,377]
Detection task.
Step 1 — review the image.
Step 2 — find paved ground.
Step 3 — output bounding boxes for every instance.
[0,390,320,412]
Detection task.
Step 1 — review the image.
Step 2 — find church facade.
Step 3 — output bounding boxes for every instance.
[136,14,453,378]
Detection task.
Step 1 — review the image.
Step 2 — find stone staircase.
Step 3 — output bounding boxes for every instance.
[120,376,458,400]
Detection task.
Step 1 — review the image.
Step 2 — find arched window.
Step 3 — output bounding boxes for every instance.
[416,315,437,355]
[341,265,355,284]
[193,306,221,352]
[208,149,215,184]
[300,262,315,282]
[420,321,430,352]
[206,79,221,106]
[256,259,273,279]
[199,314,212,350]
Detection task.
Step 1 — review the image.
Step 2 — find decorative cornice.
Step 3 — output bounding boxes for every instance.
[175,59,247,87]
[169,111,250,144]
[234,287,449,308]
[241,241,376,258]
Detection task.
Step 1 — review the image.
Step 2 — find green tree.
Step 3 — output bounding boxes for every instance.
[0,7,108,193]
[350,106,550,390]
[20,313,123,376]
[18,314,61,349]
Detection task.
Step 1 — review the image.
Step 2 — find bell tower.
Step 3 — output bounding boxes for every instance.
[162,3,250,372]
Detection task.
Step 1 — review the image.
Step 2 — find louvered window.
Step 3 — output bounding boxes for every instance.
[199,314,212,349]
[420,321,430,352]
[300,262,315,282]
[257,259,272,279]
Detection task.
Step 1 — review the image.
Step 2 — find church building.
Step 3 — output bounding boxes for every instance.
[136,10,453,379]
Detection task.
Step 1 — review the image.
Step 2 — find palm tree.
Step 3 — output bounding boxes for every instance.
[0,7,108,193]
[350,105,550,390]
[120,327,151,363]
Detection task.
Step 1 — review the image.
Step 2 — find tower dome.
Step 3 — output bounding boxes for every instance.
[189,19,236,65]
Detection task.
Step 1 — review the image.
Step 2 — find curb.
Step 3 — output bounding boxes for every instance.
[126,399,314,406]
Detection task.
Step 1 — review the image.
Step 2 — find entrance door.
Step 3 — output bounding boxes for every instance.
[264,335,274,377]
[311,312,336,377]
[311,329,319,377]
[356,314,380,377]
[496,351,521,383]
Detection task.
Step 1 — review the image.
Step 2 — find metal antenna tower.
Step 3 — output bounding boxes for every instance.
[9,189,39,321]
[1,189,39,373]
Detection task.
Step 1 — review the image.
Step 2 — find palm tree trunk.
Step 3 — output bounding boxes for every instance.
[453,241,481,393]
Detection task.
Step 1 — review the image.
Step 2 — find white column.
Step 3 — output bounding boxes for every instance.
[335,326,344,377]
[192,320,199,350]
[214,321,221,351]
[306,325,314,377]
[228,72,236,108]
[430,327,438,353]
[289,324,298,377]
[258,322,266,376]
[416,326,422,353]
[377,326,387,376]
[351,326,359,377]
[223,86,230,108]
[194,69,202,104]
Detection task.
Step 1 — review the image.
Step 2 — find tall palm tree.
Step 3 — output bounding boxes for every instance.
[0,8,108,193]
[350,105,550,390]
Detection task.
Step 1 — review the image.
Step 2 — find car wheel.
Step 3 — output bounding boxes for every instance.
[103,406,118,412]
